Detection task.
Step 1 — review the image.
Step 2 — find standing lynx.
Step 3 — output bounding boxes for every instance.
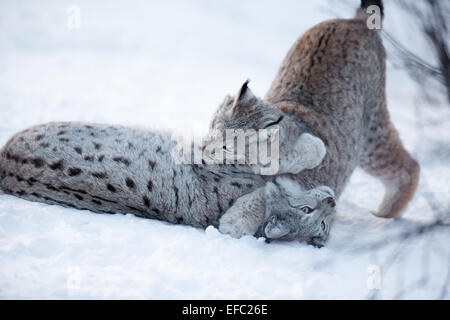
[265,0,419,218]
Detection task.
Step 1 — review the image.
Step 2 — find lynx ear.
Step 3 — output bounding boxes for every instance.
[231,79,256,115]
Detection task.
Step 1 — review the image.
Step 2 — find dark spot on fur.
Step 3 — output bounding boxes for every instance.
[8,172,13,177]
[125,206,140,212]
[148,160,156,170]
[27,177,37,186]
[49,160,64,170]
[152,208,160,214]
[31,192,41,198]
[113,157,130,166]
[128,142,134,149]
[84,155,94,162]
[17,190,26,196]
[40,142,50,148]
[85,125,93,129]
[5,152,11,160]
[45,184,57,191]
[74,147,82,155]
[74,194,83,200]
[214,177,220,182]
[35,134,44,141]
[92,199,102,205]
[231,182,242,188]
[174,186,179,210]
[10,154,20,163]
[52,147,57,152]
[16,176,24,182]
[59,138,69,143]
[57,131,66,136]
[125,178,135,189]
[91,195,117,204]
[213,187,223,213]
[92,172,107,179]
[106,184,116,193]
[147,180,153,192]
[176,217,184,224]
[67,167,82,176]
[228,199,234,207]
[246,184,253,188]
[98,155,105,162]
[90,132,95,137]
[156,146,161,153]
[21,158,28,164]
[31,158,45,168]
[143,196,150,207]
[61,186,86,194]
[93,143,101,150]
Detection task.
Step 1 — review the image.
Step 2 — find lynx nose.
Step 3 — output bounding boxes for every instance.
[324,197,336,208]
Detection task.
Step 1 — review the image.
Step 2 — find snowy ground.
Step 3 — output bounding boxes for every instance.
[0,0,449,299]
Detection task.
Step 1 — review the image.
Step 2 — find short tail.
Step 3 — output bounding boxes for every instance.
[357,0,384,19]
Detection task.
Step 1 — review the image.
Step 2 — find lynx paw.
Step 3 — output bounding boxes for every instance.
[296,133,326,170]
[281,133,326,174]
[218,216,254,239]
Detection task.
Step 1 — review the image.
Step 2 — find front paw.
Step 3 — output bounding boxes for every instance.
[218,220,244,238]
[293,133,326,172]
[307,236,326,248]
[218,216,254,239]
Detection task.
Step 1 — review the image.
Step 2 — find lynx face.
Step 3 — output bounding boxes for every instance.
[206,80,326,175]
[256,177,336,247]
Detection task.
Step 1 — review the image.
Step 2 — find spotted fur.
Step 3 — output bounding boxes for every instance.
[0,83,330,243]
[265,1,419,218]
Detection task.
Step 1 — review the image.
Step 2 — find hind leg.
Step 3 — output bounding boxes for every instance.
[359,101,420,219]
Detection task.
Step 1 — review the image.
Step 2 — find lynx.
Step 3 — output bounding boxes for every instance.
[265,0,419,218]
[0,81,334,245]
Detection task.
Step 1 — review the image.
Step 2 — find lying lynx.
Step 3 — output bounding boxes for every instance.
[265,0,419,218]
[221,176,335,248]
[0,81,334,245]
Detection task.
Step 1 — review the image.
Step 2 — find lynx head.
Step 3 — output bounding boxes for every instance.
[256,177,336,247]
[207,80,326,175]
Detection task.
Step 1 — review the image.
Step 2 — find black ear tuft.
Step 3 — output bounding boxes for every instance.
[237,79,251,100]
[231,79,255,114]
[361,0,383,17]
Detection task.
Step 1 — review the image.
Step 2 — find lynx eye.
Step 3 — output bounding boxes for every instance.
[263,116,284,128]
[321,221,326,231]
[301,206,313,214]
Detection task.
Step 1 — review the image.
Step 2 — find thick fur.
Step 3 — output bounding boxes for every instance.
[0,83,331,242]
[265,1,419,218]
[219,176,336,247]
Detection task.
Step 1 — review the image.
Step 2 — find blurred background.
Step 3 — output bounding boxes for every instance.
[0,0,448,299]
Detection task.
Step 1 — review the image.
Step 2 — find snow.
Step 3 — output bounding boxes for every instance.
[0,0,449,299]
